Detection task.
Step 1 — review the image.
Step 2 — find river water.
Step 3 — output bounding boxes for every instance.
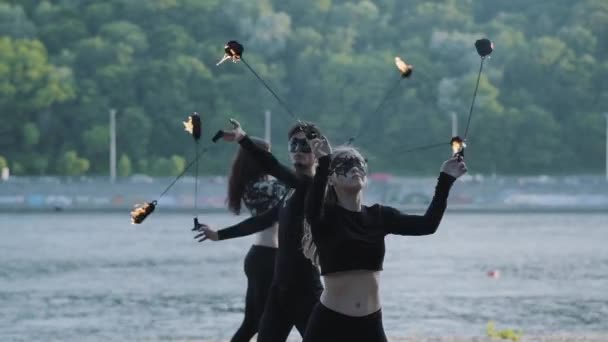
[1,212,607,341]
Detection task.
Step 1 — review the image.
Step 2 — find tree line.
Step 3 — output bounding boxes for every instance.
[1,0,606,176]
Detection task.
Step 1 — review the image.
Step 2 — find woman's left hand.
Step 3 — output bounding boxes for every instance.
[440,157,467,178]
[309,136,332,158]
[220,118,246,142]
[193,223,219,242]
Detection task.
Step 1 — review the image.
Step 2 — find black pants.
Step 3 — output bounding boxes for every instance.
[230,245,277,342]
[256,283,322,342]
[303,302,387,342]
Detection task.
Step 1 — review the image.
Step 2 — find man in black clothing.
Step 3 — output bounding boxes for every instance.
[203,119,324,341]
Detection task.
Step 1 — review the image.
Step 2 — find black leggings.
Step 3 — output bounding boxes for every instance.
[303,302,387,342]
[256,283,322,342]
[230,245,277,342]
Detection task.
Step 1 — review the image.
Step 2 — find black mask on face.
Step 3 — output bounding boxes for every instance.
[330,156,367,177]
[289,138,312,153]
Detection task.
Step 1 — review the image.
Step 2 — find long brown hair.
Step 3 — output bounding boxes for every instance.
[227,137,270,215]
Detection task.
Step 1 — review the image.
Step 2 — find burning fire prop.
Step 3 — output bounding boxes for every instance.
[450,136,466,159]
[216,41,244,66]
[183,112,202,141]
[395,57,413,78]
[130,201,157,224]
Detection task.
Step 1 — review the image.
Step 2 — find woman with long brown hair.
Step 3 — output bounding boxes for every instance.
[196,120,326,341]
[193,137,286,342]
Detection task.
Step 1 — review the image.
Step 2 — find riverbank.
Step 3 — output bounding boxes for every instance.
[150,336,608,342]
[2,175,607,213]
[2,206,606,214]
[388,336,608,342]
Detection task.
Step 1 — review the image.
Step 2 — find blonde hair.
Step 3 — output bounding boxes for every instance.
[301,146,366,266]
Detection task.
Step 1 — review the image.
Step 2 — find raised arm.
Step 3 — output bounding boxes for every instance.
[382,172,456,236]
[238,135,300,188]
[305,155,331,229]
[216,118,301,188]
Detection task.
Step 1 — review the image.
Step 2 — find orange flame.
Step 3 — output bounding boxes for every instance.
[183,117,194,135]
[451,139,466,155]
[451,140,462,155]
[395,57,413,77]
[130,201,156,224]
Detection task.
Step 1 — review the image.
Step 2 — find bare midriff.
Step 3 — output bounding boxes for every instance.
[253,223,279,248]
[321,270,381,317]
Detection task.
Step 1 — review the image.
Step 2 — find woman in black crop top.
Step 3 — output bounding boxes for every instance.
[192,137,286,342]
[301,137,467,342]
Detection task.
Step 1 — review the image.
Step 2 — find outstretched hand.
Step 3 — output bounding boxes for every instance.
[440,157,468,179]
[192,223,219,242]
[219,118,246,142]
[308,136,332,158]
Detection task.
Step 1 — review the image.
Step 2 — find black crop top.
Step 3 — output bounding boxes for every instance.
[305,155,456,275]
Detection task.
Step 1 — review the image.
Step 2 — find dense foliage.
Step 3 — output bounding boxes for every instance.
[1,0,606,176]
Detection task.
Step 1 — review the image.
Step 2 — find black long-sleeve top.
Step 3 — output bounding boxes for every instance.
[219,136,323,292]
[216,178,285,240]
[306,155,456,275]
[218,202,281,240]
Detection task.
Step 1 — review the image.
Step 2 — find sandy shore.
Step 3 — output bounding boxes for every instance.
[388,336,608,342]
[181,336,607,342]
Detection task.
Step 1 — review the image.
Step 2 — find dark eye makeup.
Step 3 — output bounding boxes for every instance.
[289,138,312,153]
[330,156,367,177]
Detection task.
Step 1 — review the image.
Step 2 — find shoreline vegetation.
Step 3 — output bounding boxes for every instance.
[2,175,607,213]
[2,2,607,177]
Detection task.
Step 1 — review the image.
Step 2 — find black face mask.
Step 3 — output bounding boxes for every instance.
[330,156,367,177]
[289,138,312,153]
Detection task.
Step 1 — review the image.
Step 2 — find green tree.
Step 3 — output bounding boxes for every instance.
[22,122,40,147]
[0,37,75,114]
[22,152,49,175]
[0,3,37,38]
[3,0,607,175]
[0,155,7,169]
[149,155,186,176]
[0,36,74,172]
[170,155,186,176]
[81,125,109,173]
[118,154,132,177]
[11,162,25,175]
[33,1,88,53]
[56,150,90,176]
